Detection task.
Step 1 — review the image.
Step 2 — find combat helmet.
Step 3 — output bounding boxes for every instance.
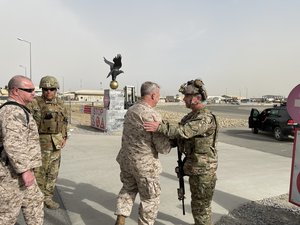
[179,79,208,100]
[39,76,60,89]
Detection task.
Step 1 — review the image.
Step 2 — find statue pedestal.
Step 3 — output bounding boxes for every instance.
[104,89,124,110]
[91,89,126,132]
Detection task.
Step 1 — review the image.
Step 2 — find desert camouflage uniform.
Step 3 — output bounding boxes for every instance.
[158,108,218,225]
[115,100,172,225]
[0,101,44,225]
[27,96,68,201]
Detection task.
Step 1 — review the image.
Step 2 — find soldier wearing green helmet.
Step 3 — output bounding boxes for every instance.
[39,75,60,89]
[144,79,219,225]
[27,75,68,210]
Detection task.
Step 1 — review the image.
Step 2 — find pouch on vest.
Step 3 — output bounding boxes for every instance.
[39,111,63,134]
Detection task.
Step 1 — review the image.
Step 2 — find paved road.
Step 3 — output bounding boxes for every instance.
[219,127,294,158]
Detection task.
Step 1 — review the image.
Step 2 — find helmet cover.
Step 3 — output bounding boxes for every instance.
[179,79,207,100]
[39,76,60,89]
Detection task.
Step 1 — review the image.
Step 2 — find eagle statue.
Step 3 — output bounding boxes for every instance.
[103,54,124,81]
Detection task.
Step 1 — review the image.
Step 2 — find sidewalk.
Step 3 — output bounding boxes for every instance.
[17,128,292,224]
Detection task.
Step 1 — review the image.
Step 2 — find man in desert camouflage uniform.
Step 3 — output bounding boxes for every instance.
[115,81,172,225]
[27,75,68,210]
[0,75,44,225]
[144,79,219,225]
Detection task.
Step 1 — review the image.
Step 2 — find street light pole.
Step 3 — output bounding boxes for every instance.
[17,37,32,80]
[19,65,27,76]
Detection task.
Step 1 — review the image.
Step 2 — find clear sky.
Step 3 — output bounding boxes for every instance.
[1,0,300,98]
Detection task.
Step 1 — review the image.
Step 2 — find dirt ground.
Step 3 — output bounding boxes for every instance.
[66,104,188,129]
[66,104,91,128]
[65,104,181,128]
[66,103,248,130]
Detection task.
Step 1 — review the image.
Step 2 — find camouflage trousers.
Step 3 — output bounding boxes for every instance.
[115,166,161,225]
[189,172,217,225]
[34,149,61,199]
[0,165,44,225]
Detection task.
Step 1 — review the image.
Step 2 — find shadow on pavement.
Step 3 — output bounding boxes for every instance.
[16,187,71,225]
[161,171,252,224]
[57,178,189,225]
[213,189,249,212]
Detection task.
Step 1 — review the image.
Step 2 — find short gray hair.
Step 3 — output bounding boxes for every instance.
[8,75,30,90]
[140,81,160,97]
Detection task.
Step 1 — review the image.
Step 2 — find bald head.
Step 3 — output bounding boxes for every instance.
[8,75,32,90]
[7,75,35,105]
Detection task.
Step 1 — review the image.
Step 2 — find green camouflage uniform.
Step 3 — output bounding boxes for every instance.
[158,107,218,225]
[115,100,172,225]
[27,96,68,201]
[0,101,44,225]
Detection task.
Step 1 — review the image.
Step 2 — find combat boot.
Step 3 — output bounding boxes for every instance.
[44,198,60,210]
[115,215,126,225]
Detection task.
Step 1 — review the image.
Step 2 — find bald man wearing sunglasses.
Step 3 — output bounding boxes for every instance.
[27,75,68,210]
[0,75,44,225]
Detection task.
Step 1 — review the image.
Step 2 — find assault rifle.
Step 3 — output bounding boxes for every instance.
[175,147,185,215]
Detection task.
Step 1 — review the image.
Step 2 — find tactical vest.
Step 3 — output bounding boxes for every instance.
[179,109,219,175]
[35,97,67,134]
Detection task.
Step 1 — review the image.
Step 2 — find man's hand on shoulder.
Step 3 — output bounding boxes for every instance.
[144,115,160,132]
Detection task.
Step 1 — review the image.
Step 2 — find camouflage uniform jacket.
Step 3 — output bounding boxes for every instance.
[158,107,219,175]
[0,101,42,174]
[27,96,68,150]
[116,100,172,177]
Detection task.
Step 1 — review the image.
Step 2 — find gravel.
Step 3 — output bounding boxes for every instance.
[156,109,248,128]
[215,194,300,225]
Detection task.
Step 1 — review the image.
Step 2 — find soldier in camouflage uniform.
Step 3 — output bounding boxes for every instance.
[115,81,172,225]
[27,76,68,210]
[0,75,44,225]
[144,79,219,225]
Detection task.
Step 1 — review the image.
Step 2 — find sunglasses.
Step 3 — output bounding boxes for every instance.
[42,88,57,92]
[18,88,35,93]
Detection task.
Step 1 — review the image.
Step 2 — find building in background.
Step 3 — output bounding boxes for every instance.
[73,90,104,102]
[262,95,285,103]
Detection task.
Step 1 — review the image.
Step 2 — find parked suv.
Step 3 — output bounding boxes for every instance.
[248,104,299,140]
